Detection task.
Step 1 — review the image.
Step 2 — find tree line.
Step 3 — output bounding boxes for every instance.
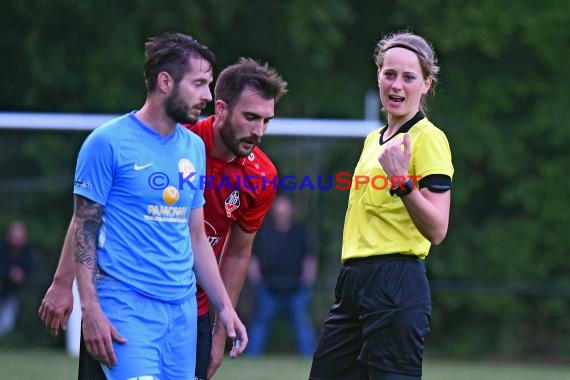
[1,0,569,359]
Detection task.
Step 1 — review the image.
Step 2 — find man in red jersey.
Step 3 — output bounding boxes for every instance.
[39,57,288,380]
[187,57,288,379]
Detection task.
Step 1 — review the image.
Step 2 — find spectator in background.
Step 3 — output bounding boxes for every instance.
[246,195,318,357]
[0,221,36,338]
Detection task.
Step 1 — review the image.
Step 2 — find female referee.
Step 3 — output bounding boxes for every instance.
[310,31,454,380]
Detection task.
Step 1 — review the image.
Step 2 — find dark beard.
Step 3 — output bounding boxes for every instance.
[219,108,261,157]
[164,86,197,124]
[220,123,248,157]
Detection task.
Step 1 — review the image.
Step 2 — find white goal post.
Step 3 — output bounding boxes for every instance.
[0,112,380,137]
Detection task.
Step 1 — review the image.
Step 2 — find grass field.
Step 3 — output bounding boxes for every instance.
[1,349,570,380]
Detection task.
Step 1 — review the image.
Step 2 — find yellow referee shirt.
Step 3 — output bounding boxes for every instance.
[341,116,454,261]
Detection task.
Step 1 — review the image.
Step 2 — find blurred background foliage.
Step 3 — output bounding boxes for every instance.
[1,0,569,361]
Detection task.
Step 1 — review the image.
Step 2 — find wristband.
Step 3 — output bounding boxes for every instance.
[391,179,414,197]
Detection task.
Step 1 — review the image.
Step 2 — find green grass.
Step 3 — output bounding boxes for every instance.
[2,349,570,379]
[0,348,77,379]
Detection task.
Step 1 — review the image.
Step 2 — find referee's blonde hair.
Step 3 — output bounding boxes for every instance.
[374,32,439,115]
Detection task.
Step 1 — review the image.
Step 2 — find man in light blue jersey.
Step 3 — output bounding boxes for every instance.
[39,32,247,379]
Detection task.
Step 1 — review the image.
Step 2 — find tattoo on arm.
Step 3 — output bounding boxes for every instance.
[72,195,103,286]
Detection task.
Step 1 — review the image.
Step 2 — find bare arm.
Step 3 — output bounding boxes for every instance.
[190,207,248,360]
[218,224,256,306]
[54,219,76,287]
[401,188,450,245]
[72,195,124,367]
[39,218,75,335]
[207,223,256,378]
[72,195,101,310]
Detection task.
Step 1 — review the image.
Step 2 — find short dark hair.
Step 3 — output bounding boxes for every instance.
[214,58,288,109]
[144,31,216,93]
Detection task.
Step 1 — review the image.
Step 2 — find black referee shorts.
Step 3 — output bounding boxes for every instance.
[310,254,431,379]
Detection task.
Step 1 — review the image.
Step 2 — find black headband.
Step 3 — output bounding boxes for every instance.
[381,43,425,59]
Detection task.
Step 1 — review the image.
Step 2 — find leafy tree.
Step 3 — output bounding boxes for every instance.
[1,0,569,358]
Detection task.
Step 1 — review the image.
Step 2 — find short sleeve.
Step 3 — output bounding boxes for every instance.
[73,130,115,205]
[238,185,276,233]
[413,129,454,180]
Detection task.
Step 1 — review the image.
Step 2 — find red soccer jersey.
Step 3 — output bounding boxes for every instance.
[187,116,277,316]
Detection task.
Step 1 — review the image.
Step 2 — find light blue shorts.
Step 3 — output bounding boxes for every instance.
[97,276,197,379]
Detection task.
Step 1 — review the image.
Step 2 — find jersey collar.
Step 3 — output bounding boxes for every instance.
[379,111,424,145]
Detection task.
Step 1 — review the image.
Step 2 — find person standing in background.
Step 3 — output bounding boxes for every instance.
[247,195,317,357]
[0,221,36,338]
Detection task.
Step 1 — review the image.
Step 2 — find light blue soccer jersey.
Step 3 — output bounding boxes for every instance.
[74,111,205,303]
